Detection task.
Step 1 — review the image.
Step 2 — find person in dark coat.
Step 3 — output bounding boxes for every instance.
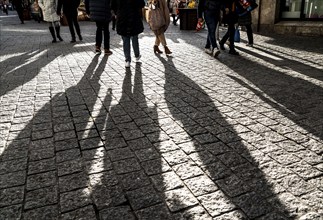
[111,0,145,68]
[219,0,239,55]
[57,0,82,43]
[85,0,113,55]
[12,0,24,24]
[236,0,254,46]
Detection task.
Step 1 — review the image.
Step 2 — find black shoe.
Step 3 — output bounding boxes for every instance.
[229,50,239,55]
[58,36,63,41]
[219,42,225,50]
[78,35,83,41]
[52,39,57,43]
[70,39,76,43]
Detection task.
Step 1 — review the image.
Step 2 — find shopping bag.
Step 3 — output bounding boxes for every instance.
[60,14,68,26]
[234,28,240,42]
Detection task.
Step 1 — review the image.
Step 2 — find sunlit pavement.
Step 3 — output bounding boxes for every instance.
[1,11,323,220]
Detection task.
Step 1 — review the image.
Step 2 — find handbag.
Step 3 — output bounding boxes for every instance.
[234,27,240,42]
[148,1,166,31]
[60,14,68,26]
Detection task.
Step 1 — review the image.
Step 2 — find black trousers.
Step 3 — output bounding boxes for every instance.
[95,21,110,49]
[65,11,81,39]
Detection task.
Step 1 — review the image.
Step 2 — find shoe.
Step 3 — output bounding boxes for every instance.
[104,49,113,56]
[95,46,101,53]
[78,35,83,41]
[52,39,57,43]
[204,48,212,54]
[219,42,225,50]
[164,46,172,55]
[229,50,239,55]
[212,48,220,58]
[153,45,163,54]
[125,61,130,68]
[70,38,76,43]
[246,43,253,47]
[57,36,63,41]
[135,55,141,62]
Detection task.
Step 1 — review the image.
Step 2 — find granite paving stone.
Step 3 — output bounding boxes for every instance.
[0,15,322,219]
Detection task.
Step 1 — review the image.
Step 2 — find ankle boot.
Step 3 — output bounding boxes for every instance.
[49,27,57,43]
[153,45,163,54]
[164,46,172,55]
[55,26,63,41]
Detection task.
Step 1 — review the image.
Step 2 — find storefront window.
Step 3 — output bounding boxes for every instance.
[281,0,302,18]
[304,0,323,18]
[281,0,323,19]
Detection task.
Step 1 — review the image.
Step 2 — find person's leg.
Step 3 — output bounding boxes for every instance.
[103,22,112,55]
[122,35,131,62]
[66,14,76,42]
[153,34,163,53]
[228,23,238,55]
[48,22,57,43]
[219,28,229,50]
[204,10,219,50]
[54,21,63,41]
[131,35,140,58]
[72,10,82,40]
[246,24,253,45]
[112,16,116,30]
[96,21,103,49]
[17,8,24,23]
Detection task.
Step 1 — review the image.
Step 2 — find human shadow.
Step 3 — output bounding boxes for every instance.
[235,45,323,81]
[220,52,323,143]
[155,55,296,219]
[0,54,112,219]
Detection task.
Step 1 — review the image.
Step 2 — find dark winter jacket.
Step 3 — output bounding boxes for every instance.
[85,0,112,22]
[222,0,238,25]
[111,0,145,36]
[57,0,80,15]
[198,0,224,18]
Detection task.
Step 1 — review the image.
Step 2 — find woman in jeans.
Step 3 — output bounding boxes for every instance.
[111,0,145,68]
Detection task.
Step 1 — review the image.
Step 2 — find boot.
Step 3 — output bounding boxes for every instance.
[55,26,63,41]
[49,27,57,43]
[153,45,163,54]
[164,46,172,55]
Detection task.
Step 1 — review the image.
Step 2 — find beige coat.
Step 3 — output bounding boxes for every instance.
[38,0,60,22]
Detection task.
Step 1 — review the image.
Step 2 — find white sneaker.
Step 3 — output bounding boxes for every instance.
[213,48,220,58]
[125,61,130,68]
[204,48,212,54]
[135,55,141,62]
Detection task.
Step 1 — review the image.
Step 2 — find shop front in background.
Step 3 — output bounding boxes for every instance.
[280,0,323,20]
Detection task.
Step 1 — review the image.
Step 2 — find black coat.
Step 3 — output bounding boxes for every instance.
[57,0,80,16]
[111,0,145,36]
[222,0,238,25]
[85,0,112,22]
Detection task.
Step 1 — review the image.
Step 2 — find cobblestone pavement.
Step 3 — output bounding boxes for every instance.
[1,11,323,220]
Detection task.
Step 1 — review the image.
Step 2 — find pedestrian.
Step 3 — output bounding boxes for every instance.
[2,0,8,15]
[236,0,254,47]
[111,0,145,68]
[57,0,83,43]
[85,0,113,55]
[38,0,63,43]
[147,0,172,55]
[198,0,223,57]
[168,0,179,26]
[219,0,239,55]
[12,0,24,23]
[111,14,116,31]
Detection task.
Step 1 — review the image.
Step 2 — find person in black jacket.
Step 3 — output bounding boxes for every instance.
[57,0,82,43]
[85,0,113,55]
[219,0,239,55]
[111,0,145,68]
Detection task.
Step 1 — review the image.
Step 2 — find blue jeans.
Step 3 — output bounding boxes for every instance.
[122,35,140,62]
[204,10,220,50]
[96,21,110,49]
